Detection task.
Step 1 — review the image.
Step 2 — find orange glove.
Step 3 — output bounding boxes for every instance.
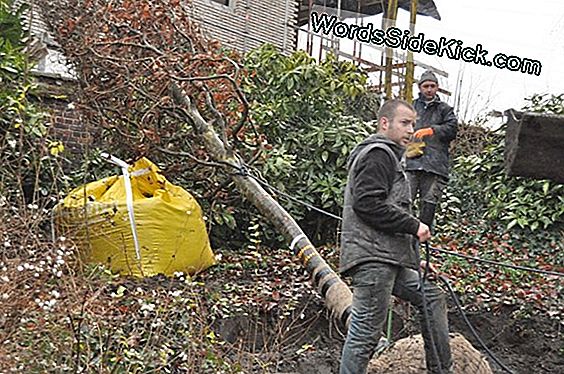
[413,127,434,139]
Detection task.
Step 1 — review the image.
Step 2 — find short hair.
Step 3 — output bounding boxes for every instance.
[377,99,415,123]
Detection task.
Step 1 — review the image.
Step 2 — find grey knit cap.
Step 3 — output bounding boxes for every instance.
[419,70,438,85]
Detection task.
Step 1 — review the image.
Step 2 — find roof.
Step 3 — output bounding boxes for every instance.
[297,0,441,26]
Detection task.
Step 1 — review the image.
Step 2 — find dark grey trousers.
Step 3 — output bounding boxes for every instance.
[340,261,453,374]
[407,170,448,206]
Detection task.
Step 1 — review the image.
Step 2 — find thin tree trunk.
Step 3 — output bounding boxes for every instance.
[171,84,352,328]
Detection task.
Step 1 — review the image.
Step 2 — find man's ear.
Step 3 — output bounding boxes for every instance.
[380,117,389,131]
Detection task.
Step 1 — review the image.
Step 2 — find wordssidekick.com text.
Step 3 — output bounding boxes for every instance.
[311,12,542,76]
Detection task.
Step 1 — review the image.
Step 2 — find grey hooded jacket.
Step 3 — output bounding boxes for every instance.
[339,134,420,275]
[406,94,458,178]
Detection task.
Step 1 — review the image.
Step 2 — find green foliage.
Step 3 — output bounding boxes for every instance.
[438,94,564,235]
[242,45,375,242]
[242,44,373,154]
[523,93,564,114]
[243,44,368,136]
[0,0,67,210]
[435,94,563,312]
[0,0,26,49]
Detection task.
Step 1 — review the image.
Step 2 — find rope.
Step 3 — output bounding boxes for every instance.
[247,173,343,221]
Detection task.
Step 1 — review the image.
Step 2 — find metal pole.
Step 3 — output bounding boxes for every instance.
[307,0,313,55]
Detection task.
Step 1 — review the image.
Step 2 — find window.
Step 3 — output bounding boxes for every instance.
[211,0,230,6]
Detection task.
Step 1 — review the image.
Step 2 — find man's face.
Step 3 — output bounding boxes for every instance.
[419,81,439,100]
[380,105,416,147]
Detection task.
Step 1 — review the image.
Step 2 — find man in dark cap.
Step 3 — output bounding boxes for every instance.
[407,70,458,228]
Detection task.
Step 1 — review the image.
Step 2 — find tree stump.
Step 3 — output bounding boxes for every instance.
[504,109,564,183]
[367,333,493,373]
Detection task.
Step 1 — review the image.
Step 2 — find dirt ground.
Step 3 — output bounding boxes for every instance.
[202,247,561,374]
[214,293,563,374]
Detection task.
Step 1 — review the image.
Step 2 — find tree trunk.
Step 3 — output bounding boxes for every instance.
[171,84,352,328]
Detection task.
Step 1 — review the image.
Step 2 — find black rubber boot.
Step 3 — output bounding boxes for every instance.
[420,202,437,229]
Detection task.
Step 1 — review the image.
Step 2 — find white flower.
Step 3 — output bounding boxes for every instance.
[17,265,24,272]
[140,303,155,312]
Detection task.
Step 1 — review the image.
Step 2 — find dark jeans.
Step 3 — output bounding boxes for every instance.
[408,171,448,206]
[339,262,453,374]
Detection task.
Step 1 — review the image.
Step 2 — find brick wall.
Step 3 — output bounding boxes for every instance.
[46,99,91,156]
[35,74,93,158]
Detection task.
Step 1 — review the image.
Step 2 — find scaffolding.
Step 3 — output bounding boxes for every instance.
[298,0,450,101]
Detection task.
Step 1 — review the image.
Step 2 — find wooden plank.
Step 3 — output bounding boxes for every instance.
[324,47,452,96]
[504,109,564,183]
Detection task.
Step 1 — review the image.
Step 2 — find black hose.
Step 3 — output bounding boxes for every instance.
[420,241,444,374]
[437,273,516,374]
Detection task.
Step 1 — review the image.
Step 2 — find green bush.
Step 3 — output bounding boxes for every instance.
[0,0,65,207]
[242,44,376,243]
[444,94,564,233]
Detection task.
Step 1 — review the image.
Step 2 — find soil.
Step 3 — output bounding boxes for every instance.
[203,249,563,373]
[213,289,563,374]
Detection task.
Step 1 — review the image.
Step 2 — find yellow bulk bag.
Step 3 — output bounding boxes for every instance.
[55,157,215,277]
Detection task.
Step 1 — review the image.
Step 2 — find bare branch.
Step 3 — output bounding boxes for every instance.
[156,147,225,168]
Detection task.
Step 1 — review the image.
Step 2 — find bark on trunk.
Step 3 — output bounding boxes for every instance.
[171,84,353,328]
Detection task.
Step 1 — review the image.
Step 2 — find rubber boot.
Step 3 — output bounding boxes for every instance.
[420,202,437,229]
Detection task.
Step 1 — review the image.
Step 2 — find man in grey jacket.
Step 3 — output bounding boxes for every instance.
[407,70,458,228]
[339,99,453,374]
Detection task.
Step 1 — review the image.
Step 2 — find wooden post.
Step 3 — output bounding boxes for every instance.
[405,0,418,102]
[384,0,398,99]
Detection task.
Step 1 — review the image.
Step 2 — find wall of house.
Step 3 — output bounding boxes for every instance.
[47,99,91,156]
[35,75,92,158]
[191,0,298,54]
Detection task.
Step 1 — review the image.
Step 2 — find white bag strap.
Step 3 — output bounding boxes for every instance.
[100,152,141,261]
